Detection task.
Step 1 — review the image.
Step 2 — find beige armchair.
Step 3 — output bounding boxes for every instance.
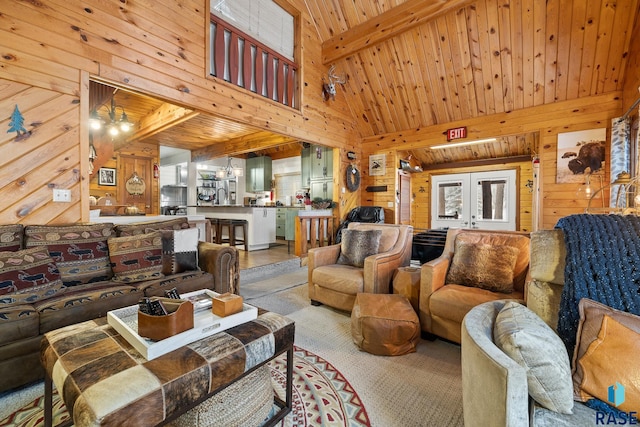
[308,223,413,312]
[419,228,530,343]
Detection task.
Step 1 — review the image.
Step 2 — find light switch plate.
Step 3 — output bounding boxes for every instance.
[53,189,71,202]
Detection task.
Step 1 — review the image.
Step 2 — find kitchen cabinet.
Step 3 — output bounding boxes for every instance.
[301,145,334,200]
[277,207,300,240]
[310,180,333,201]
[276,208,286,238]
[301,146,311,188]
[246,156,272,192]
[252,207,276,246]
[310,145,333,180]
[285,209,298,241]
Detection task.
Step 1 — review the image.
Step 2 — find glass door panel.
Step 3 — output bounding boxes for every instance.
[431,170,516,230]
[431,173,470,229]
[470,170,516,230]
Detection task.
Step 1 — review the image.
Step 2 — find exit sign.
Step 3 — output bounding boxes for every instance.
[446,126,467,141]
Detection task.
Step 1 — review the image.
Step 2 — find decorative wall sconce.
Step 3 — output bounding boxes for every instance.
[89,96,134,138]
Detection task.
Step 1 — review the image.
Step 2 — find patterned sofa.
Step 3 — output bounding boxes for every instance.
[0,217,239,392]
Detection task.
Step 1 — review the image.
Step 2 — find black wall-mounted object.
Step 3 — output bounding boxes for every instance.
[365,185,388,192]
[347,151,356,160]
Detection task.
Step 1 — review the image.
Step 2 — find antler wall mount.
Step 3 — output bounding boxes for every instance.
[322,65,346,101]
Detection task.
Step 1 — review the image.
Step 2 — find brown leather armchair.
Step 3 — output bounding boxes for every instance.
[308,223,413,312]
[419,228,530,343]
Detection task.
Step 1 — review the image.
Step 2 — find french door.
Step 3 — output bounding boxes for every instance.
[431,170,517,230]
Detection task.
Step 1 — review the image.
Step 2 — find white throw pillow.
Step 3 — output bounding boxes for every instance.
[494,301,574,414]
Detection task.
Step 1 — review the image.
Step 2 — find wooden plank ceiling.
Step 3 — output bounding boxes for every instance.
[93,81,301,161]
[96,0,639,167]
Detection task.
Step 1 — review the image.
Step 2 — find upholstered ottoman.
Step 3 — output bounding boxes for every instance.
[351,293,420,356]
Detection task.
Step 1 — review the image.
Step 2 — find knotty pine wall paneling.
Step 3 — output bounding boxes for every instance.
[360,149,397,223]
[0,0,357,225]
[0,80,82,225]
[363,94,621,229]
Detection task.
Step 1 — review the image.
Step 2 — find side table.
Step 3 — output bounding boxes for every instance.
[41,310,294,427]
[393,266,421,313]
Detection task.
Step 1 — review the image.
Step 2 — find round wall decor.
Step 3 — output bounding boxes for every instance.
[125,172,146,195]
[346,165,360,192]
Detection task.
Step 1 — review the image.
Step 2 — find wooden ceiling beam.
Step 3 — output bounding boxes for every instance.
[321,0,476,65]
[192,132,299,162]
[422,155,533,170]
[224,132,299,157]
[114,103,199,151]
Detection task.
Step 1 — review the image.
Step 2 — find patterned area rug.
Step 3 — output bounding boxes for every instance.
[0,346,370,427]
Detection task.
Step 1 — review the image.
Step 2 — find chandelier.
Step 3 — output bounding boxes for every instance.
[217,157,243,178]
[89,96,134,138]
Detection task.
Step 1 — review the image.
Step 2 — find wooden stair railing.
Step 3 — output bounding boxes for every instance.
[210,14,298,109]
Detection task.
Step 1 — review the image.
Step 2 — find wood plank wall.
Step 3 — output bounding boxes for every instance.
[0,80,83,224]
[0,0,358,225]
[361,93,622,230]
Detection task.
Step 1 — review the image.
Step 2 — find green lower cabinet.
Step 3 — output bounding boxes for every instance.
[276,208,286,238]
[285,209,298,241]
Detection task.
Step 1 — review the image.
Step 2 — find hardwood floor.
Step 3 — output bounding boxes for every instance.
[237,239,300,270]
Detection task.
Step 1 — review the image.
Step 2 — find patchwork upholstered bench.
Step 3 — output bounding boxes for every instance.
[41,310,294,427]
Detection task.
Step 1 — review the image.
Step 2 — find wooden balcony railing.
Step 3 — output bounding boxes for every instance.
[295,214,335,257]
[210,14,298,109]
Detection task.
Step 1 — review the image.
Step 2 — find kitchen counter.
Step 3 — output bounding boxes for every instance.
[89,214,210,242]
[196,206,277,251]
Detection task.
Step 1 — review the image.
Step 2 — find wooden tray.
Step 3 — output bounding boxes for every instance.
[107,290,258,360]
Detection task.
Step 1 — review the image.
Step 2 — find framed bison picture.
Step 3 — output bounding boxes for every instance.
[556,128,606,184]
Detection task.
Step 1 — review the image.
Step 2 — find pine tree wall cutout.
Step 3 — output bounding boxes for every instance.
[7,105,31,141]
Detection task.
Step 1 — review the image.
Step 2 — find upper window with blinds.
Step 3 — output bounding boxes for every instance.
[209,0,298,108]
[211,0,294,61]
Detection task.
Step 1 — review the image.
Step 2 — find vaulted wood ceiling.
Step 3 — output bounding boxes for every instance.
[313,0,638,137]
[97,0,640,167]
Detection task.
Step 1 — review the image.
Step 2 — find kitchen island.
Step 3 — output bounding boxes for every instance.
[195,206,277,251]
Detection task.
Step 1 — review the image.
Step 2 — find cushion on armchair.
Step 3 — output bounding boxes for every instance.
[577,314,640,414]
[446,241,519,293]
[494,301,574,414]
[337,229,382,268]
[573,298,640,408]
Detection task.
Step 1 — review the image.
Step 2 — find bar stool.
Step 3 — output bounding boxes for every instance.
[208,218,219,243]
[218,219,248,250]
